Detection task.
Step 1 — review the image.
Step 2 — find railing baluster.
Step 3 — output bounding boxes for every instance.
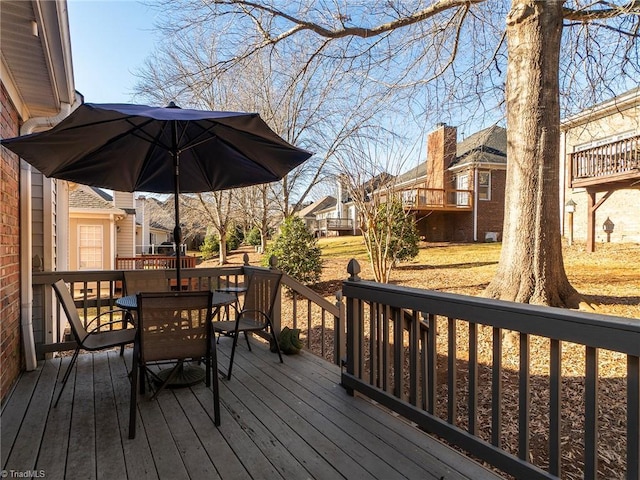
[369,302,376,385]
[628,355,640,480]
[426,313,437,414]
[448,317,457,425]
[383,304,390,393]
[306,297,312,349]
[519,333,530,462]
[321,308,326,359]
[420,314,428,411]
[393,306,403,399]
[549,339,562,477]
[468,321,478,435]
[585,346,599,480]
[492,327,502,447]
[410,310,420,406]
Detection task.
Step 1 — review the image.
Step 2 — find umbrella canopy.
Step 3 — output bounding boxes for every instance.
[2,102,312,282]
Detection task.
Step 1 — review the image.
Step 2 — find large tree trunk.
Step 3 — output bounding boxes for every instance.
[484,0,579,307]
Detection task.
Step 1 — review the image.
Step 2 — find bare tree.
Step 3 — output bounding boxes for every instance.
[333,127,422,282]
[134,20,388,219]
[196,191,235,265]
[149,0,639,307]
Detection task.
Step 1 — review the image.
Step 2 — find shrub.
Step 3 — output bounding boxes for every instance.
[199,233,220,259]
[226,225,244,251]
[245,226,262,246]
[263,216,323,284]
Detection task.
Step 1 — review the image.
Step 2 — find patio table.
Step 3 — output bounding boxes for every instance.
[116,291,236,387]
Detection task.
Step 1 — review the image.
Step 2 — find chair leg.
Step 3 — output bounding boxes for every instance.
[54,348,80,407]
[227,331,240,380]
[244,332,252,351]
[269,323,284,364]
[129,342,139,439]
[210,342,221,426]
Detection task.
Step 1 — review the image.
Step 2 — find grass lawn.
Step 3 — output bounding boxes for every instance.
[315,236,640,319]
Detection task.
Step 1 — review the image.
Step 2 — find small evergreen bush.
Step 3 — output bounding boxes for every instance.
[246,226,262,246]
[263,216,323,284]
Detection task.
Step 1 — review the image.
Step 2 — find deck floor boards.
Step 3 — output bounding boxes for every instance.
[2,339,503,480]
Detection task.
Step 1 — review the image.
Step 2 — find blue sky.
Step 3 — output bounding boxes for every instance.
[68,1,160,103]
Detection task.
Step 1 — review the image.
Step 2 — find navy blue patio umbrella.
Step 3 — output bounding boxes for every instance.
[1,102,312,283]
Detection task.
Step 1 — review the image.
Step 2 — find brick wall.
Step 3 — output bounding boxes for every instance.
[476,170,506,241]
[0,83,23,404]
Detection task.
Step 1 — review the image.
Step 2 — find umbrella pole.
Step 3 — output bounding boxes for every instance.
[172,123,182,289]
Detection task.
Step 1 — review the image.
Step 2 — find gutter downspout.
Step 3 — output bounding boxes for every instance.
[20,94,80,370]
[473,167,479,242]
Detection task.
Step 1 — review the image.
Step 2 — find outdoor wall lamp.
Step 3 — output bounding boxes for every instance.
[564,199,576,213]
[603,217,615,242]
[31,20,38,37]
[565,199,577,246]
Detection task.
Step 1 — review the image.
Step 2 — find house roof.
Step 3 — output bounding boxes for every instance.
[69,185,125,214]
[451,124,507,168]
[396,125,507,185]
[296,196,337,218]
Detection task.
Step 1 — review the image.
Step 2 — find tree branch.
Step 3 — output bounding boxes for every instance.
[563,0,640,21]
[212,0,485,40]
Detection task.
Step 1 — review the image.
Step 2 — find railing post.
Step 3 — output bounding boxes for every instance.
[269,255,281,333]
[334,290,345,367]
[343,259,361,395]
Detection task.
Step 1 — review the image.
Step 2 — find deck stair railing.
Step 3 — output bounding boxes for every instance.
[341,259,639,480]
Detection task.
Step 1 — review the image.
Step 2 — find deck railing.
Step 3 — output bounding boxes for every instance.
[395,187,474,209]
[317,218,354,232]
[114,255,198,270]
[31,258,343,365]
[571,134,640,181]
[341,259,639,480]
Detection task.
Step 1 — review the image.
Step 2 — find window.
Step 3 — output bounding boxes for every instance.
[478,171,491,201]
[79,225,103,270]
[456,174,469,206]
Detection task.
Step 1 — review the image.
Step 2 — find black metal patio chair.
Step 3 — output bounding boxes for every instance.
[51,279,136,407]
[212,267,283,380]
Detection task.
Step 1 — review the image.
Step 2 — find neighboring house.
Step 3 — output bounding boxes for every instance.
[295,195,357,237]
[392,123,507,242]
[1,0,77,400]
[68,184,126,271]
[560,87,640,251]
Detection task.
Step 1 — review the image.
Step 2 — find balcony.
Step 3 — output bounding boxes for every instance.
[398,187,473,211]
[571,134,640,190]
[317,217,354,232]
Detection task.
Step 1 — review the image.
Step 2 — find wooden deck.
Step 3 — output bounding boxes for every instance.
[2,339,502,480]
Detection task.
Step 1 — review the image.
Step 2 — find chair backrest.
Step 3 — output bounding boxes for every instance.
[52,279,89,344]
[136,291,213,363]
[124,270,168,295]
[242,267,283,321]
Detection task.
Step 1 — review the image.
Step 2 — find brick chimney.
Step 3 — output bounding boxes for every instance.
[425,123,457,189]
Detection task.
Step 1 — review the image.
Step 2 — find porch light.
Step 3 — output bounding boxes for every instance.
[565,199,577,246]
[564,199,576,213]
[31,20,38,37]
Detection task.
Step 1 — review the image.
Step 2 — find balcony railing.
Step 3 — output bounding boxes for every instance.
[341,259,639,480]
[396,187,473,210]
[571,134,640,183]
[317,217,354,231]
